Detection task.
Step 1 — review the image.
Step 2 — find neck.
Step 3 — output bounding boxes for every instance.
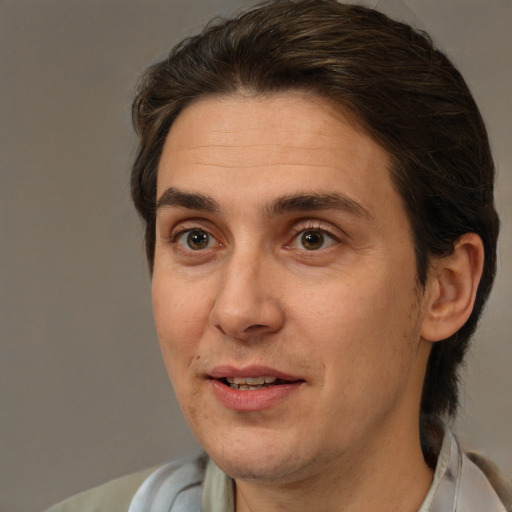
[234,418,433,512]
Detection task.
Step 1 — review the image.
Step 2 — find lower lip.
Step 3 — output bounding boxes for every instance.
[210,379,303,412]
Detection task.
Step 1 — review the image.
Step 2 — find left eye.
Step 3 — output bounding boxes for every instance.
[176,229,218,250]
[290,229,337,251]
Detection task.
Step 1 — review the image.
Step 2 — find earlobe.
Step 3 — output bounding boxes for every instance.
[421,233,484,342]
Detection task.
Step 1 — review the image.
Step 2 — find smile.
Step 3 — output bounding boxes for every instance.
[208,368,305,411]
[223,376,283,390]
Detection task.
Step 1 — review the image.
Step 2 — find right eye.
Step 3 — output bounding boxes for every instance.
[174,229,219,251]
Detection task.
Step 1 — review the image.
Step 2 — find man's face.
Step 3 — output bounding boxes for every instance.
[152,92,433,484]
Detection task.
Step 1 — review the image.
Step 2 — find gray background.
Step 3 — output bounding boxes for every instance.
[1,1,510,511]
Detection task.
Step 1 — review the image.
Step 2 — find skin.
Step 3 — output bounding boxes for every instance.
[152,92,442,512]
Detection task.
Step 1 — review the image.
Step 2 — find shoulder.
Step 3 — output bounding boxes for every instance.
[44,455,208,512]
[467,452,512,512]
[44,466,158,512]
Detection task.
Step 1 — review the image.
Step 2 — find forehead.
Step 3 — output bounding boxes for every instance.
[156,92,397,219]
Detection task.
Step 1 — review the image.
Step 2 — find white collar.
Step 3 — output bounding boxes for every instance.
[419,427,506,512]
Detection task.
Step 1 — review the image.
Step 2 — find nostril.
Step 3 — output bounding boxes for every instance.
[246,324,267,331]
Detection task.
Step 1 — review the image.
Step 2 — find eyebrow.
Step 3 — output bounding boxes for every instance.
[156,187,220,213]
[267,193,372,220]
[156,187,371,220]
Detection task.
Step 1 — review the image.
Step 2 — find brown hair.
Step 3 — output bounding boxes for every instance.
[131,0,499,419]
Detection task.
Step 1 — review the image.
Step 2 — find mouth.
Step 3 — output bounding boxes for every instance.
[218,376,298,390]
[207,366,305,411]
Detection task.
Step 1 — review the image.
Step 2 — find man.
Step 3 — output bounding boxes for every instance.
[47,1,510,510]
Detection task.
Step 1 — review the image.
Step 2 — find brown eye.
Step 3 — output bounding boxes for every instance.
[301,230,325,250]
[185,230,210,250]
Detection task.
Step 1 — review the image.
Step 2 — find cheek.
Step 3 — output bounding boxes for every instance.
[297,269,420,379]
[152,275,212,374]
[152,279,210,422]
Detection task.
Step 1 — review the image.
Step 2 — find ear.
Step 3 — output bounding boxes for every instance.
[421,233,484,342]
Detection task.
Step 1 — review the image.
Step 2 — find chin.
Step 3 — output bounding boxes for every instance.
[201,429,321,484]
[215,452,305,483]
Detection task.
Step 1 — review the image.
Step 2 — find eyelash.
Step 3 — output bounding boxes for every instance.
[170,227,221,251]
[168,220,341,254]
[285,222,340,251]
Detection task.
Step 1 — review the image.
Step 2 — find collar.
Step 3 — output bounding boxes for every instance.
[419,426,506,511]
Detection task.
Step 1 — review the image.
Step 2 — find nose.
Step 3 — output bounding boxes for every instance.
[209,250,285,341]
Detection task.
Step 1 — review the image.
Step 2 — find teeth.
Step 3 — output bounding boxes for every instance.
[226,376,277,385]
[224,376,279,390]
[236,376,260,385]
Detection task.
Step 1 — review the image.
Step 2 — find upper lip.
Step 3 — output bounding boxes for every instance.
[208,365,303,382]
